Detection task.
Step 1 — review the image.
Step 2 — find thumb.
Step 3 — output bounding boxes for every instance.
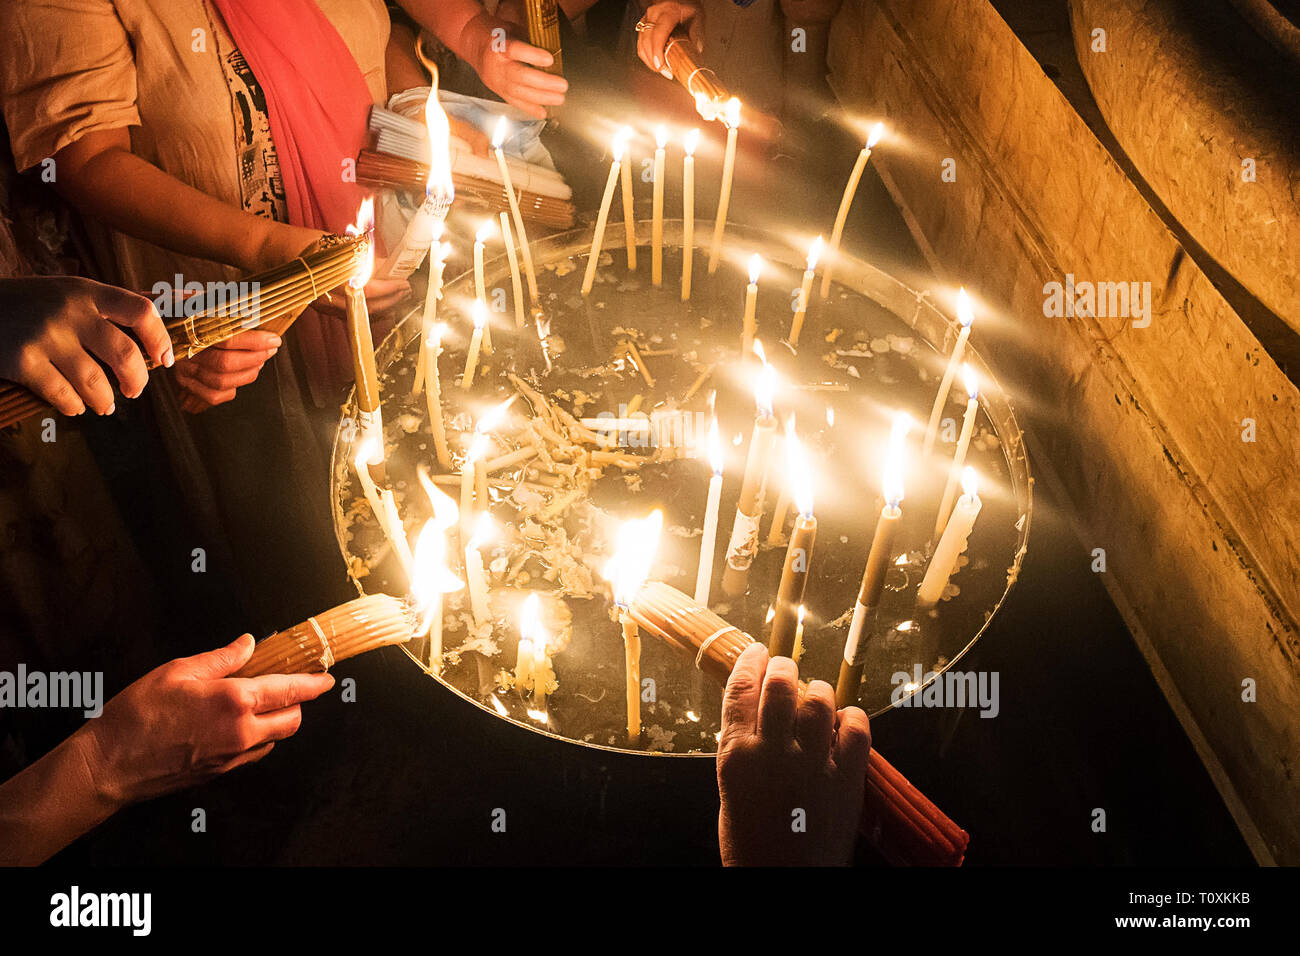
[172,633,256,679]
[93,281,175,369]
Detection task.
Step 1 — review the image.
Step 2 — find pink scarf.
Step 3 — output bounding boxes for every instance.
[212,0,379,402]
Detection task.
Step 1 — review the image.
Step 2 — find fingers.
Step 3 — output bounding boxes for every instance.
[247,704,305,745]
[92,281,174,369]
[173,365,237,408]
[215,741,275,774]
[83,320,149,400]
[506,38,557,71]
[49,342,115,415]
[215,330,281,353]
[237,673,335,714]
[648,14,681,71]
[20,358,85,416]
[795,679,836,760]
[720,642,768,744]
[832,706,872,783]
[172,633,256,680]
[756,655,800,745]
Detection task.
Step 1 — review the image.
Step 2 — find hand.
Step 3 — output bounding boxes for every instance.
[465,11,568,119]
[0,276,174,416]
[637,1,705,74]
[173,329,281,412]
[80,634,334,806]
[716,643,871,866]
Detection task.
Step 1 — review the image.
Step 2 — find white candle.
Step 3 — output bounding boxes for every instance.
[934,364,980,540]
[788,235,823,347]
[707,98,742,275]
[581,136,625,296]
[463,513,494,626]
[693,417,724,606]
[414,471,464,674]
[603,510,664,744]
[354,438,389,538]
[499,212,526,329]
[425,321,452,470]
[460,432,489,549]
[473,220,494,354]
[918,467,983,607]
[461,300,487,388]
[922,288,976,459]
[742,254,761,355]
[414,224,448,398]
[618,127,637,271]
[820,122,884,298]
[681,128,698,301]
[492,117,539,302]
[383,90,453,279]
[651,125,668,286]
[379,488,414,584]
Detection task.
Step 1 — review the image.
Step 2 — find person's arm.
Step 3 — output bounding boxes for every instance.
[636,1,705,73]
[716,643,871,866]
[0,634,334,866]
[0,276,173,416]
[398,0,568,119]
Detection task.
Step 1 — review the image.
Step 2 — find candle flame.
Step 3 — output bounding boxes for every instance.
[806,235,824,271]
[957,287,975,328]
[466,432,491,464]
[411,520,465,635]
[797,604,806,624]
[724,97,742,129]
[883,412,910,508]
[426,321,446,352]
[787,418,814,519]
[961,466,980,499]
[476,395,516,434]
[603,509,664,607]
[491,116,509,150]
[962,362,979,400]
[612,130,627,163]
[867,122,886,149]
[655,125,669,150]
[476,221,494,245]
[354,432,382,470]
[753,342,776,419]
[684,128,700,156]
[521,592,544,647]
[346,198,375,289]
[424,81,454,202]
[707,417,723,475]
[765,605,775,623]
[468,511,495,550]
[417,465,460,530]
[693,91,716,122]
[748,253,763,285]
[471,299,488,330]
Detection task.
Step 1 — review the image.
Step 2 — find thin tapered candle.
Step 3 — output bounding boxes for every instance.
[707,98,742,275]
[463,512,494,626]
[461,300,487,388]
[922,288,976,459]
[581,135,626,295]
[651,125,668,286]
[821,122,884,298]
[473,220,493,354]
[722,343,778,598]
[934,364,980,540]
[836,413,909,706]
[742,254,761,355]
[769,419,815,659]
[681,128,699,300]
[492,117,539,302]
[618,127,637,270]
[919,467,983,607]
[425,321,453,470]
[604,510,664,744]
[344,201,383,480]
[499,212,526,329]
[694,416,724,606]
[788,235,824,346]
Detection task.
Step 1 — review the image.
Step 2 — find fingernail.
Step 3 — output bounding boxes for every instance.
[269,348,279,358]
[105,403,116,416]
[269,336,283,348]
[653,55,662,70]
[164,347,175,368]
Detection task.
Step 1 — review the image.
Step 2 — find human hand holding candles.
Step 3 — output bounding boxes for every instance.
[836,413,910,707]
[604,509,665,743]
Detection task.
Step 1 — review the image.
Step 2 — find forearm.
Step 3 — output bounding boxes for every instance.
[54,141,291,274]
[398,0,493,65]
[0,728,122,866]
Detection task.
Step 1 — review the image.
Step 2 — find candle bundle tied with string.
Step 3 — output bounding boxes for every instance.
[235,594,416,678]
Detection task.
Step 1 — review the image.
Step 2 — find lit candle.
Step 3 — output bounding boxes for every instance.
[425,321,452,470]
[765,440,792,546]
[411,503,465,675]
[820,122,884,298]
[379,488,414,584]
[741,254,761,356]
[793,605,807,663]
[414,229,449,398]
[618,127,637,271]
[918,467,983,608]
[706,97,742,275]
[461,432,489,549]
[693,415,724,606]
[721,343,779,598]
[382,86,454,280]
[836,413,909,706]
[473,220,494,355]
[581,133,626,296]
[788,235,824,347]
[461,300,488,389]
[603,510,664,744]
[344,200,384,479]
[499,212,526,329]
[934,364,980,540]
[681,128,699,301]
[651,125,668,286]
[517,593,555,707]
[492,117,539,302]
[768,419,816,659]
[463,512,494,626]
[354,435,389,539]
[922,288,976,459]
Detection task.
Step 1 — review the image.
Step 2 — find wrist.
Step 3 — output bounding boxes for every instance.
[67,724,129,815]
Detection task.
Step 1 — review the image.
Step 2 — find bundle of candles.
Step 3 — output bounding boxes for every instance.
[662,31,731,123]
[0,233,369,430]
[629,581,969,866]
[524,0,563,75]
[235,594,415,678]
